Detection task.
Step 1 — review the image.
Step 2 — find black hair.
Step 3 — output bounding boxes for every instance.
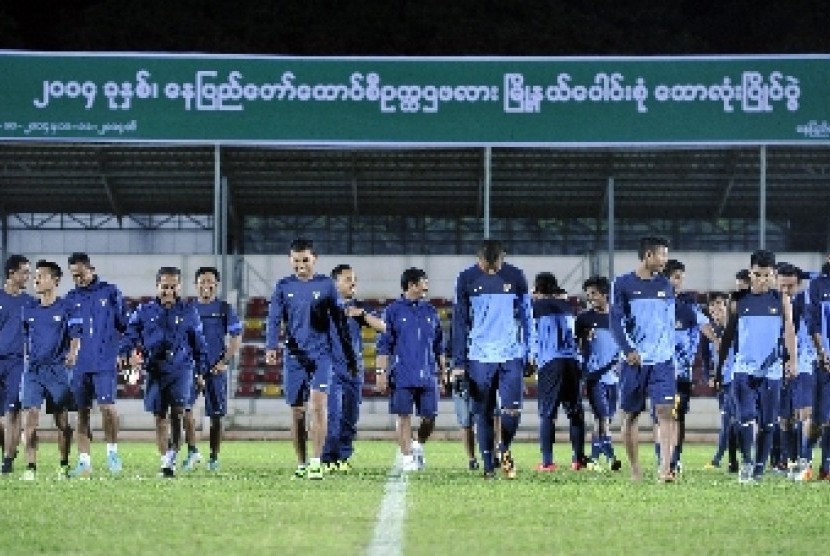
[534,272,559,295]
[582,275,610,296]
[400,267,427,291]
[750,249,776,269]
[477,239,505,268]
[35,259,62,281]
[638,236,669,260]
[331,264,352,280]
[195,266,220,282]
[67,252,91,267]
[735,269,750,282]
[707,291,729,303]
[4,254,29,279]
[662,259,685,277]
[776,262,800,279]
[156,266,182,282]
[822,262,830,277]
[290,238,315,253]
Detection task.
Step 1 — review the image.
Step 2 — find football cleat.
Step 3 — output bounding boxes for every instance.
[182,451,202,472]
[536,463,557,472]
[501,450,516,479]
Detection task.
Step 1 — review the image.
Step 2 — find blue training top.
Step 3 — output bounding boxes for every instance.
[451,262,534,367]
[791,289,816,374]
[732,289,784,379]
[0,290,37,358]
[65,276,129,373]
[191,299,242,369]
[22,297,83,367]
[531,297,577,369]
[376,296,443,388]
[609,271,675,365]
[673,292,710,382]
[575,308,620,385]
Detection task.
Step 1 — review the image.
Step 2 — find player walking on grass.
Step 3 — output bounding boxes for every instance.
[375,268,444,472]
[65,252,129,477]
[809,261,830,479]
[610,236,677,483]
[576,276,623,472]
[181,267,242,472]
[718,250,796,483]
[19,261,81,480]
[119,267,209,478]
[321,264,385,473]
[704,292,739,473]
[451,240,534,479]
[265,239,357,480]
[530,272,584,472]
[0,255,36,475]
[662,259,717,475]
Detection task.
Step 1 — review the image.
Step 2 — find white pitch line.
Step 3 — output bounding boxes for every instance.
[366,459,408,556]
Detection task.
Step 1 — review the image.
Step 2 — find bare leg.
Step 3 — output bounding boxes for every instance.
[169,407,183,453]
[53,411,72,463]
[183,409,197,449]
[655,404,676,480]
[417,416,435,444]
[398,414,413,455]
[154,413,169,456]
[4,409,22,459]
[23,408,39,466]
[291,406,308,465]
[76,407,91,456]
[622,411,642,481]
[461,426,476,461]
[209,416,222,458]
[100,404,118,444]
[309,390,328,459]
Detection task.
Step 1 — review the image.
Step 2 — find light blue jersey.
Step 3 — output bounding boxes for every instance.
[609,272,675,365]
[530,297,577,369]
[673,292,710,382]
[792,290,816,374]
[452,262,534,366]
[575,309,620,385]
[732,290,784,379]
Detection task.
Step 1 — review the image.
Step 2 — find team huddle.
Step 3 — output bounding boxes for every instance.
[2,236,829,482]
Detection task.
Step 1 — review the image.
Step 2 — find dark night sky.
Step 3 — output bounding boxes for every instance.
[1,0,828,55]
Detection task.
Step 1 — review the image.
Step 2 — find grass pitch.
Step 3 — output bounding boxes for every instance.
[2,440,829,555]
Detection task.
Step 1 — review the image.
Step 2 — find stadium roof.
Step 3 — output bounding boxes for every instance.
[1,143,829,222]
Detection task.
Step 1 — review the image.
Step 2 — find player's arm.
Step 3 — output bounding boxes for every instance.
[347,304,387,333]
[808,280,830,370]
[374,308,394,392]
[715,300,738,389]
[450,275,470,378]
[608,280,639,365]
[265,283,283,365]
[328,286,358,375]
[215,305,243,374]
[781,292,797,377]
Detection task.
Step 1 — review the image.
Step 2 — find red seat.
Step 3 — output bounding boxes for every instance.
[246,297,269,317]
[262,369,281,384]
[235,384,259,398]
[237,369,260,383]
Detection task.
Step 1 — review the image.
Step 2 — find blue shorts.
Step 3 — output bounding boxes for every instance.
[0,357,24,414]
[587,379,618,420]
[203,372,228,417]
[468,359,524,416]
[791,373,815,412]
[72,370,117,409]
[144,370,192,415]
[283,350,332,407]
[21,364,72,411]
[389,384,438,417]
[619,360,676,414]
[537,359,582,419]
[731,374,781,427]
[814,370,830,425]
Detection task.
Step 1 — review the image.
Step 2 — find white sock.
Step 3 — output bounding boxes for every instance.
[107,443,118,455]
[79,453,91,465]
[310,457,321,467]
[160,455,168,468]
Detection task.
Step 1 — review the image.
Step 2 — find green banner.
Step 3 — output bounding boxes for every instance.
[0,52,828,145]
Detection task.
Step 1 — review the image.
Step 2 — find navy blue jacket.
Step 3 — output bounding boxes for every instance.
[65,276,128,373]
[377,297,443,388]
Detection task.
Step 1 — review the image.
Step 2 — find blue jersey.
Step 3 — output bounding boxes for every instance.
[673,292,709,382]
[531,297,577,368]
[65,276,128,373]
[265,274,356,368]
[120,298,208,376]
[809,275,830,354]
[191,299,242,368]
[22,297,83,367]
[792,289,816,374]
[704,323,735,384]
[451,262,534,366]
[575,309,620,385]
[0,290,37,357]
[331,299,375,376]
[609,271,675,365]
[732,290,784,379]
[377,297,443,388]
